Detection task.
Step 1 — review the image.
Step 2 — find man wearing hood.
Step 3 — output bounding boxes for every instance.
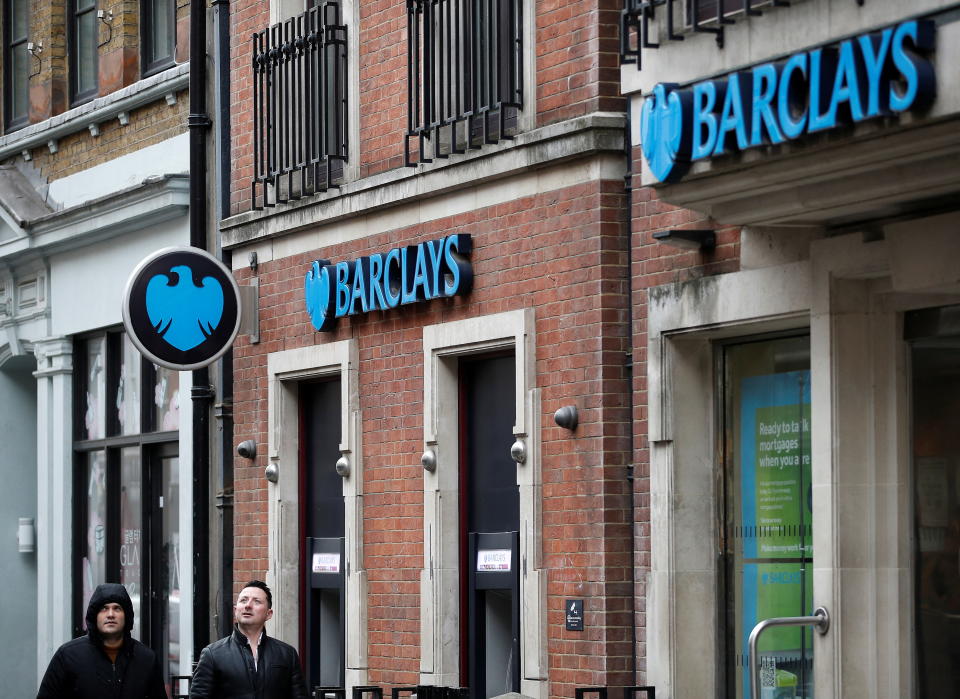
[189,580,307,699]
[37,582,167,699]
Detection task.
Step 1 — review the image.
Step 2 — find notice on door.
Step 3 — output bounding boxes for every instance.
[312,552,341,574]
[477,549,511,572]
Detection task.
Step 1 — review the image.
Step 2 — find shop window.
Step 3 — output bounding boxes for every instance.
[141,0,176,76]
[907,304,960,695]
[721,334,813,698]
[68,0,98,104]
[73,330,181,690]
[3,0,30,131]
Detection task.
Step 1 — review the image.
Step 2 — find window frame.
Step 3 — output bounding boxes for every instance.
[140,0,176,77]
[71,329,179,643]
[3,0,30,131]
[68,0,99,106]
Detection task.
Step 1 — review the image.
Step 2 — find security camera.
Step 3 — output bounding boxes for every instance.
[236,439,257,459]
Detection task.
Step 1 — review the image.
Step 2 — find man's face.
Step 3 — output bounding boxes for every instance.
[96,602,125,639]
[235,586,273,630]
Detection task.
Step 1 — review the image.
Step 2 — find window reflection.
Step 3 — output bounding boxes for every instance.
[118,335,142,435]
[84,338,106,440]
[81,451,107,630]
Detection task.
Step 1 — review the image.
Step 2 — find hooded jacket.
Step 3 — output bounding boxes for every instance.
[37,583,167,699]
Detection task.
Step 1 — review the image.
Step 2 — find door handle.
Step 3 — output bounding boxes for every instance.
[748,606,829,699]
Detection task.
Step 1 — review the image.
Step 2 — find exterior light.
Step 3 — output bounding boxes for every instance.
[652,229,716,251]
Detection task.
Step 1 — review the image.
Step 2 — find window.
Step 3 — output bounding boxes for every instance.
[405,0,523,165]
[907,305,960,695]
[721,335,814,699]
[141,0,175,76]
[3,0,30,130]
[74,330,182,689]
[68,0,98,104]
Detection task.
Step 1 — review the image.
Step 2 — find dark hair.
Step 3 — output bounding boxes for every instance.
[241,580,273,609]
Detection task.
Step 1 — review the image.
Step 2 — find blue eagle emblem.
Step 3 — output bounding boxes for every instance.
[304,260,333,331]
[640,83,689,183]
[146,264,225,351]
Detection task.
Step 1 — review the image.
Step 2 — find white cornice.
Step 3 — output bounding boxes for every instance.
[0,174,189,263]
[0,63,189,162]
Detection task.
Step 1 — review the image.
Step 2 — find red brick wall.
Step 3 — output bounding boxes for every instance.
[231,176,635,694]
[228,0,625,215]
[627,145,741,680]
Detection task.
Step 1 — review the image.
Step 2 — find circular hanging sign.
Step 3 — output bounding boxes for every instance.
[122,246,242,371]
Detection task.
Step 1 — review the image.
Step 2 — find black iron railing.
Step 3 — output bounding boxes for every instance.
[406,0,522,165]
[252,3,348,208]
[620,0,799,68]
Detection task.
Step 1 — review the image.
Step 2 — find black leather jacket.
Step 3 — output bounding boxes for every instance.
[189,628,308,699]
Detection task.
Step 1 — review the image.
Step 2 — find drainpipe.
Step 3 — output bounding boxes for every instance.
[189,0,213,660]
[211,0,234,638]
[624,97,639,687]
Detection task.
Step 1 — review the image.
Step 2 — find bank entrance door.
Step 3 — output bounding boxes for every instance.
[300,379,345,690]
[907,305,960,696]
[722,335,814,698]
[459,355,519,699]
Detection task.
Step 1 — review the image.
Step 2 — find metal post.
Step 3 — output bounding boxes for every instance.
[748,606,829,699]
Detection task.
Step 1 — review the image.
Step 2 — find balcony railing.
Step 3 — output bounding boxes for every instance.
[252,3,348,209]
[620,0,808,68]
[406,0,523,166]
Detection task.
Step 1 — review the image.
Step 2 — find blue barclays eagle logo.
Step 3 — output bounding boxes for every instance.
[304,260,333,331]
[640,83,691,183]
[146,265,225,351]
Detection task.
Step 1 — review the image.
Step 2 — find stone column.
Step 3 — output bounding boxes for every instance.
[33,337,73,684]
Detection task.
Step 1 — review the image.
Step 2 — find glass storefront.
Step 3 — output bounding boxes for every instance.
[909,305,960,697]
[723,335,813,699]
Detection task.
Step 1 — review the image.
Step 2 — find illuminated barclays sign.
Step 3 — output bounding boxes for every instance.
[640,20,936,183]
[304,234,473,331]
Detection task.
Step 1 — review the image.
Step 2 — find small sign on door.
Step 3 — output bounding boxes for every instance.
[565,599,584,631]
[476,549,511,572]
[312,552,341,573]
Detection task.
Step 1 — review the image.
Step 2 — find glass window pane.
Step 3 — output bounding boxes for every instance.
[10,43,28,121]
[118,335,142,435]
[723,336,813,699]
[84,337,106,439]
[152,365,180,431]
[12,0,28,39]
[77,10,97,95]
[912,324,960,694]
[120,447,143,640]
[150,0,174,63]
[81,450,107,630]
[160,455,180,686]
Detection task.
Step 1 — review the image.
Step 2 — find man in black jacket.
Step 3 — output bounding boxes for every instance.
[189,580,308,699]
[37,582,167,699]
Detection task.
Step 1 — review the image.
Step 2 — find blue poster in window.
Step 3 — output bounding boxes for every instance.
[739,370,813,695]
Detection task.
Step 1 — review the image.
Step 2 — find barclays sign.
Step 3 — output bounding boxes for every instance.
[305,234,473,331]
[640,20,936,183]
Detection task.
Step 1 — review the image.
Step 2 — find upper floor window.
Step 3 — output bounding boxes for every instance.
[3,0,30,130]
[405,0,523,166]
[141,0,175,76]
[69,0,98,104]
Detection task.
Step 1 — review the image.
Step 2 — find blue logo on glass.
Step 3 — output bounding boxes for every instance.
[146,265,225,351]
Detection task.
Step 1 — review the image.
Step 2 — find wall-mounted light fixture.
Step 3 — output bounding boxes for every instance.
[237,439,257,459]
[18,517,35,553]
[421,449,437,473]
[510,438,527,465]
[264,461,279,483]
[652,229,716,251]
[554,405,578,431]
